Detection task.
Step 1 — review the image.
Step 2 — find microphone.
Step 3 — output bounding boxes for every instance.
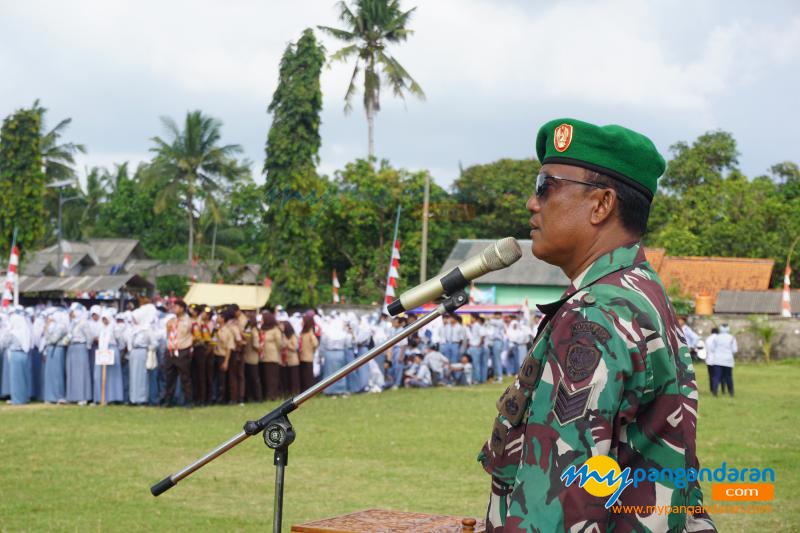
[387,237,522,316]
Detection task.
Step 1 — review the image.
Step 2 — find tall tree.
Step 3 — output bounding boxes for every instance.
[661,130,739,193]
[320,158,455,303]
[33,100,86,184]
[149,110,247,263]
[30,101,87,246]
[262,28,327,306]
[93,163,186,256]
[318,0,425,157]
[451,158,542,240]
[0,105,47,258]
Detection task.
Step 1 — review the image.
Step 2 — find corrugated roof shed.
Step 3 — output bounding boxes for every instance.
[714,290,800,315]
[19,274,153,293]
[87,239,143,264]
[438,239,570,286]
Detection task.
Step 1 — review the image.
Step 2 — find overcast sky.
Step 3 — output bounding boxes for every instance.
[1,0,798,188]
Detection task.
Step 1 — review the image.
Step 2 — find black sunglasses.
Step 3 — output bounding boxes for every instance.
[535,172,607,198]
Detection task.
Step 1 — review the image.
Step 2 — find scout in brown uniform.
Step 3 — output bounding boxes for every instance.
[281,321,301,397]
[299,313,319,392]
[260,311,285,401]
[243,314,263,402]
[213,307,237,403]
[161,300,193,407]
[226,304,247,405]
[190,305,214,406]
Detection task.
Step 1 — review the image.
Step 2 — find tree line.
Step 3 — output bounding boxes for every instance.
[1,1,798,306]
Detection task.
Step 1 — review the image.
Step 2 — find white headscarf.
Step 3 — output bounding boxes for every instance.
[9,313,32,352]
[132,304,157,332]
[98,308,117,351]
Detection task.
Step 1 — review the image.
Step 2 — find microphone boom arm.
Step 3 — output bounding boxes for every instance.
[150,290,468,503]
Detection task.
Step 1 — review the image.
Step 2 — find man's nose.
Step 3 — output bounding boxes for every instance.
[526,192,541,213]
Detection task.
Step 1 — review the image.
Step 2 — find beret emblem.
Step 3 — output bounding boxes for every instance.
[553,123,573,152]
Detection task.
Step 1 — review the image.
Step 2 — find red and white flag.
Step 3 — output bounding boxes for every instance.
[332,269,341,303]
[61,253,71,275]
[2,245,19,308]
[782,263,792,317]
[384,239,400,308]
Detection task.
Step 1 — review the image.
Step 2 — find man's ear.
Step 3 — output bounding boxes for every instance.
[590,188,617,225]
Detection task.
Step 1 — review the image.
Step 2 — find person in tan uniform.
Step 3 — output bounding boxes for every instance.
[224,304,246,405]
[260,311,284,402]
[243,313,263,402]
[281,320,301,397]
[299,313,319,392]
[213,307,237,404]
[189,304,212,406]
[161,300,194,408]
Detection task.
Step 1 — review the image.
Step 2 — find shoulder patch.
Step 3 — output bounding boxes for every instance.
[565,343,601,382]
[496,384,528,426]
[490,417,509,456]
[552,380,593,426]
[570,321,611,342]
[517,356,540,388]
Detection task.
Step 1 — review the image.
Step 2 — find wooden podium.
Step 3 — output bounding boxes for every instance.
[291,509,486,532]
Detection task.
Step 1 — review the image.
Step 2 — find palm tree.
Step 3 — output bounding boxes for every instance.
[318,0,425,158]
[149,110,247,263]
[33,100,86,183]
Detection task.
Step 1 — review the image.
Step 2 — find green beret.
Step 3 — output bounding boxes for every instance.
[535,118,666,201]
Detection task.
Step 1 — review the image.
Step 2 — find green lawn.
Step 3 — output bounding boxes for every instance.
[1,361,798,532]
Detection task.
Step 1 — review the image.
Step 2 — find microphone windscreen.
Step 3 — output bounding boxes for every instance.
[486,237,522,269]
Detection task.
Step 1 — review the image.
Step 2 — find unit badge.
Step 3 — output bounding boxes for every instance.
[554,123,573,152]
[565,343,601,382]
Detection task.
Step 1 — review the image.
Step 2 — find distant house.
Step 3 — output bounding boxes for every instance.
[17,239,263,303]
[439,240,776,310]
[438,239,570,308]
[19,239,155,302]
[655,255,774,304]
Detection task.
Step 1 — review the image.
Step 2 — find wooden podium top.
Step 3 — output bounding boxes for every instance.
[291,509,486,533]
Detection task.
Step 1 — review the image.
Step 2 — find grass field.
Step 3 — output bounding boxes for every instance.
[1,361,798,532]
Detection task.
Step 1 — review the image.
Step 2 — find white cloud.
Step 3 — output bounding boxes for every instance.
[1,0,799,184]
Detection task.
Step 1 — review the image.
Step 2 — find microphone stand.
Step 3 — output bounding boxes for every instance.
[150,290,468,533]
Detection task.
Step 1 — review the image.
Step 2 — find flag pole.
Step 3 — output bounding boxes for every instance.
[383,205,402,312]
[783,235,800,317]
[11,228,18,307]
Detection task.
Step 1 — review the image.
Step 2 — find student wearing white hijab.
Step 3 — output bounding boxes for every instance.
[0,311,33,404]
[30,308,46,401]
[43,309,69,404]
[505,319,527,375]
[128,305,157,405]
[0,311,12,399]
[93,308,125,403]
[320,315,349,397]
[65,304,94,405]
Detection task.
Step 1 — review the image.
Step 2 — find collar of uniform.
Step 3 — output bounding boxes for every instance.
[565,242,644,298]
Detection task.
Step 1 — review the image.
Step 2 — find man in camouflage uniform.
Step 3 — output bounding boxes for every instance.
[479,118,715,532]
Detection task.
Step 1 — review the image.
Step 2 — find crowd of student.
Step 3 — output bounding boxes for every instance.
[0,301,541,406]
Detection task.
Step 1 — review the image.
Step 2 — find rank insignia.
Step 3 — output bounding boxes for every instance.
[552,380,593,426]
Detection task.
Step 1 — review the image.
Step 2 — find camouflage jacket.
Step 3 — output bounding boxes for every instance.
[479,243,715,532]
